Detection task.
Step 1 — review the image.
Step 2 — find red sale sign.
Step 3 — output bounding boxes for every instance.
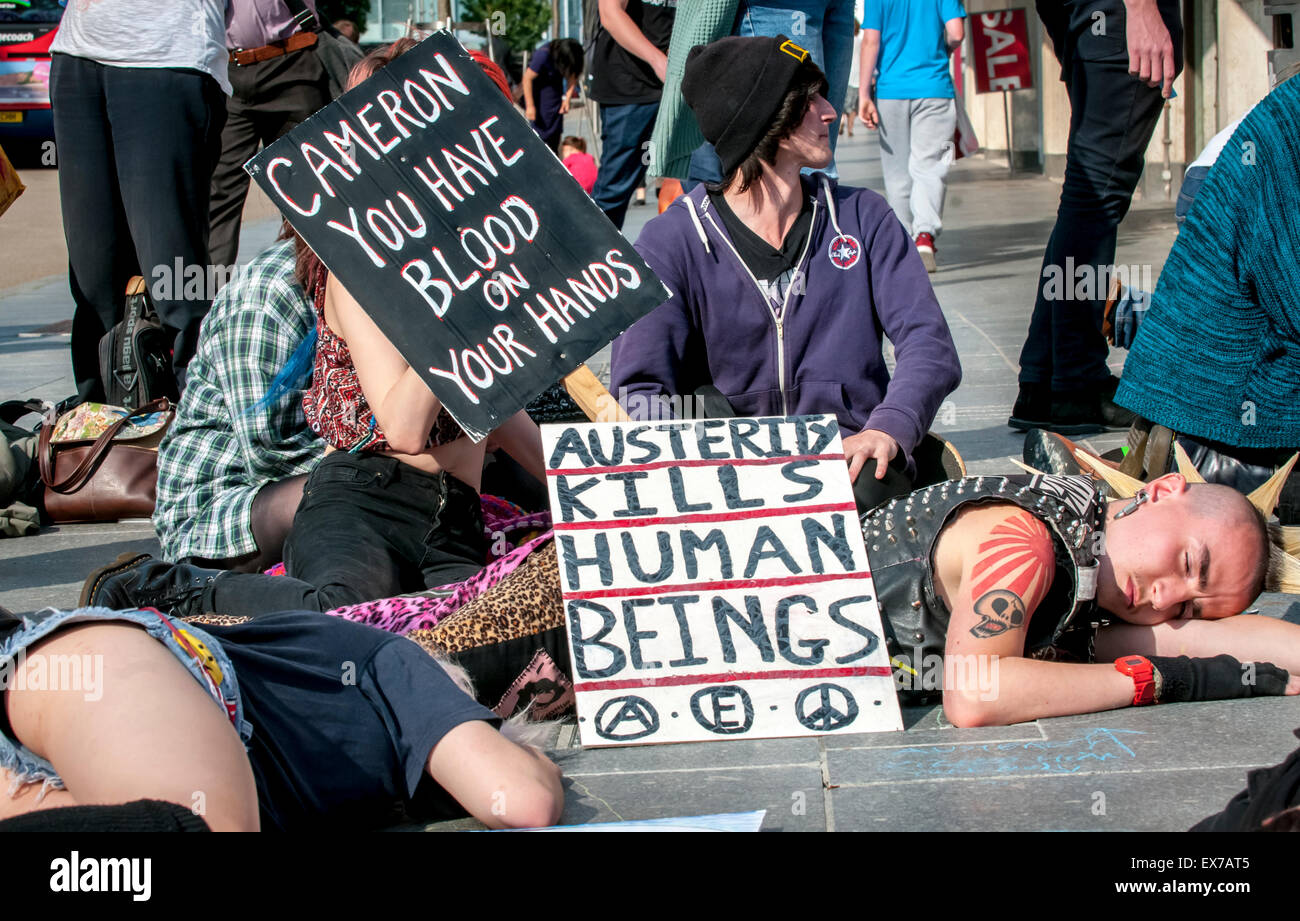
[971,8,1034,93]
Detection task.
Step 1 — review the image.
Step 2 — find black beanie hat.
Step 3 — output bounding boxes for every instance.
[681,35,826,176]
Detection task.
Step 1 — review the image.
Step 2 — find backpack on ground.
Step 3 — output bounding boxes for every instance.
[97,277,179,411]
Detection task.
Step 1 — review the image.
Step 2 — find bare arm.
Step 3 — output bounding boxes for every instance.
[426,720,564,829]
[858,29,881,128]
[522,67,538,121]
[598,0,667,83]
[487,409,546,483]
[940,507,1134,726]
[944,17,964,53]
[326,274,442,455]
[1095,613,1300,674]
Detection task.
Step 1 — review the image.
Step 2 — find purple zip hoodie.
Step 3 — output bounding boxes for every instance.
[610,176,961,469]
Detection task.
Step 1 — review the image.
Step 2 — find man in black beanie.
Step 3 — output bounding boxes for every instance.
[611,34,962,512]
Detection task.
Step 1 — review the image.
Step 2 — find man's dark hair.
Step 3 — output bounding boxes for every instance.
[707,59,829,195]
[551,38,585,80]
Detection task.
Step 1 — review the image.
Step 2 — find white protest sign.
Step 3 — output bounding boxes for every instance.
[543,415,904,747]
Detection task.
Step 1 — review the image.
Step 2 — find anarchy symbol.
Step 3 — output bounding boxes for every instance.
[593,695,659,741]
[794,683,859,732]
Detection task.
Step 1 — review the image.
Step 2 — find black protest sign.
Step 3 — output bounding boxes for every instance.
[246,32,668,440]
[543,415,904,747]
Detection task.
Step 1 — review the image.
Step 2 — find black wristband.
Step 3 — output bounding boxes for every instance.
[1149,654,1290,703]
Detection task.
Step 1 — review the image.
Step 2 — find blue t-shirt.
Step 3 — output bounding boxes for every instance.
[863,0,966,100]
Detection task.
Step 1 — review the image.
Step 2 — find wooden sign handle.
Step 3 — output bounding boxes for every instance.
[563,364,628,423]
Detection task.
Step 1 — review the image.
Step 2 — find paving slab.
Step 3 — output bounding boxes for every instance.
[0,520,158,616]
[830,767,1257,832]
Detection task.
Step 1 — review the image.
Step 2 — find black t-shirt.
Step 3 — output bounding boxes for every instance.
[709,190,814,315]
[589,0,677,105]
[202,611,499,831]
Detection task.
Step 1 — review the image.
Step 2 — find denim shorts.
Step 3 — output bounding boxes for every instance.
[0,607,252,794]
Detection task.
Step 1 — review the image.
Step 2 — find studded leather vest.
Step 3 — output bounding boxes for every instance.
[861,474,1110,704]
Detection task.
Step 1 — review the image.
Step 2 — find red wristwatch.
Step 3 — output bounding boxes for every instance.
[1115,655,1157,706]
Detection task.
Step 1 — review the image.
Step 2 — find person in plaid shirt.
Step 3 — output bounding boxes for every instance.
[153,234,325,570]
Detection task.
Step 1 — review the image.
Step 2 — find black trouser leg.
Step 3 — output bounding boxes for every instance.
[209,49,330,269]
[50,54,137,401]
[206,101,263,272]
[206,454,487,615]
[105,64,226,380]
[1018,4,1178,389]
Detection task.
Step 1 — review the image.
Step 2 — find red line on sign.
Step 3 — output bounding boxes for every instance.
[552,501,859,531]
[566,571,869,600]
[547,453,840,476]
[575,665,893,692]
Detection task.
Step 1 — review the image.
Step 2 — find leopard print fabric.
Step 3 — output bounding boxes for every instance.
[407,540,563,655]
[329,533,552,633]
[182,614,253,627]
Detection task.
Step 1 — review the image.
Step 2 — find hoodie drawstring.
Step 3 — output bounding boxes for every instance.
[820,176,844,237]
[685,195,711,254]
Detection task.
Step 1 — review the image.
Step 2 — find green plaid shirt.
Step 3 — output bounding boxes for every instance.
[154,239,326,562]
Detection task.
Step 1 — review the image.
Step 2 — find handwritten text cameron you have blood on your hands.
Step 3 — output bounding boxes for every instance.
[247,36,663,437]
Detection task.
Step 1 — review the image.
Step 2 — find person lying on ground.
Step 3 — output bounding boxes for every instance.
[154,42,527,573]
[0,605,563,831]
[866,471,1299,726]
[241,468,1300,731]
[609,35,961,514]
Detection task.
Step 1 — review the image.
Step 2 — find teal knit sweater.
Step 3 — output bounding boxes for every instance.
[649,0,739,180]
[1115,75,1300,448]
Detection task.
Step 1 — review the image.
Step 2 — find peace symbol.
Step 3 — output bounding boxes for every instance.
[794,683,859,732]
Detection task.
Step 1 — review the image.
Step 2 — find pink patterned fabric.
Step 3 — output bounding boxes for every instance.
[327,531,554,633]
[480,495,551,558]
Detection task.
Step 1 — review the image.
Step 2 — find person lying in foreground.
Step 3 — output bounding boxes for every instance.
[868,472,1300,726]
[0,606,563,831]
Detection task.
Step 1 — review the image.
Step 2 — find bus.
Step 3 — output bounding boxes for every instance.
[0,0,64,154]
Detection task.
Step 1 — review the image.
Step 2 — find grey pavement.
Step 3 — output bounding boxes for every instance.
[2,129,1297,833]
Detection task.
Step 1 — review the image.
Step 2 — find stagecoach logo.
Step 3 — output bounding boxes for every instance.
[827,233,861,269]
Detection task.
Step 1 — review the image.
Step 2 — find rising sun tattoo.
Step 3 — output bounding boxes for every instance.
[967,511,1054,639]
